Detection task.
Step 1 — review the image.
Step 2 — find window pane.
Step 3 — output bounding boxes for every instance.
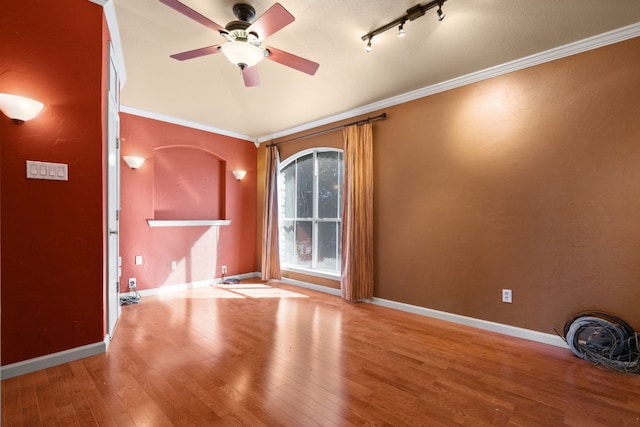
[317,221,339,271]
[282,162,296,218]
[280,220,294,265]
[296,154,313,218]
[295,220,313,267]
[318,151,341,219]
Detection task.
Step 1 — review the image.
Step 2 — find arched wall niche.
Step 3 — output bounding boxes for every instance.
[152,145,226,220]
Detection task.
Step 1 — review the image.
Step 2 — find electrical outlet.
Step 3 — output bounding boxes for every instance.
[221,265,227,275]
[129,278,137,289]
[171,261,177,271]
[502,289,512,303]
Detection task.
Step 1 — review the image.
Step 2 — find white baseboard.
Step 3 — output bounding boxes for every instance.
[1,341,106,380]
[3,275,564,380]
[372,298,568,348]
[2,275,264,380]
[281,278,567,348]
[122,273,262,299]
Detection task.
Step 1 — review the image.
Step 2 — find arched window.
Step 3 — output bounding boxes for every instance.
[279,149,343,276]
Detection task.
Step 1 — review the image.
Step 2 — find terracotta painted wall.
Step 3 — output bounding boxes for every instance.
[258,36,640,334]
[1,0,106,364]
[119,113,257,292]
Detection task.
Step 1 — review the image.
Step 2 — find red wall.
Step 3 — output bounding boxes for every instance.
[119,113,257,291]
[1,0,106,364]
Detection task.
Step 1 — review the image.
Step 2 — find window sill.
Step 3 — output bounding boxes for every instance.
[146,219,231,227]
[281,265,341,281]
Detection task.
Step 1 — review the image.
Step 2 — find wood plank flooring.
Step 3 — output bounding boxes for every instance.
[3,280,640,426]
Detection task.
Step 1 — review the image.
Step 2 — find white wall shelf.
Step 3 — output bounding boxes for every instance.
[146,219,231,227]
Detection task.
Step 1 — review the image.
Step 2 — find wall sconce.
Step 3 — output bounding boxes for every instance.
[360,0,448,52]
[232,170,247,181]
[123,155,145,169]
[0,93,44,124]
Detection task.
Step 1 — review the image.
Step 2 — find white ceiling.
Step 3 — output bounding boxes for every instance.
[113,0,640,141]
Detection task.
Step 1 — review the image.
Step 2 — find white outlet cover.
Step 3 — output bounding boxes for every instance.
[502,289,513,303]
[135,255,143,265]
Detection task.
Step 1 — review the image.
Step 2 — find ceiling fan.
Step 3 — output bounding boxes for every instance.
[160,0,320,87]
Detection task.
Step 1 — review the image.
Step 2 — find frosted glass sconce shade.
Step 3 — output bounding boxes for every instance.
[0,93,44,123]
[232,170,247,180]
[123,156,145,169]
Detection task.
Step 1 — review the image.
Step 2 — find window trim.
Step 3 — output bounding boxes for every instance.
[278,147,344,278]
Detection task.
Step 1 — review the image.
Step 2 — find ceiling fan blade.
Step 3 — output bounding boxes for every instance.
[170,45,221,61]
[242,66,260,87]
[247,3,294,39]
[159,0,225,33]
[265,47,319,76]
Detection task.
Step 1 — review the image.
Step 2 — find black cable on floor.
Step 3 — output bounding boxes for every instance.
[120,288,141,305]
[563,311,639,374]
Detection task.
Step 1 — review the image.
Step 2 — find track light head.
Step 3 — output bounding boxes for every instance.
[398,23,406,37]
[365,38,372,52]
[437,4,446,21]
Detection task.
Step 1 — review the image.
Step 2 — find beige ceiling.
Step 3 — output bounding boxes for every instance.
[113,0,640,141]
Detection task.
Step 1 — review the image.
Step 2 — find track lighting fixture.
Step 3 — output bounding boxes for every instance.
[361,0,448,50]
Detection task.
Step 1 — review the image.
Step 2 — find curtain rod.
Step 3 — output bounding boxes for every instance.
[266,113,387,147]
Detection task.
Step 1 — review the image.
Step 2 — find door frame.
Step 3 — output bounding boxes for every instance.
[106,41,121,341]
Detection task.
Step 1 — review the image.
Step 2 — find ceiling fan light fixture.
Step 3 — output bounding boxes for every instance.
[162,1,318,86]
[221,41,265,69]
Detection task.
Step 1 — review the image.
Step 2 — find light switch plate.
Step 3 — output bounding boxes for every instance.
[26,160,68,181]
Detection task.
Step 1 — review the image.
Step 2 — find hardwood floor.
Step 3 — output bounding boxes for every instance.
[3,280,640,426]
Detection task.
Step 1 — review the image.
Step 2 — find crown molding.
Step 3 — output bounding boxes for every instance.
[114,21,640,146]
[256,22,640,144]
[88,0,127,86]
[119,105,258,144]
[103,1,127,86]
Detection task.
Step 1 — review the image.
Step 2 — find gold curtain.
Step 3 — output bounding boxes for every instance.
[261,145,281,280]
[341,122,374,301]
